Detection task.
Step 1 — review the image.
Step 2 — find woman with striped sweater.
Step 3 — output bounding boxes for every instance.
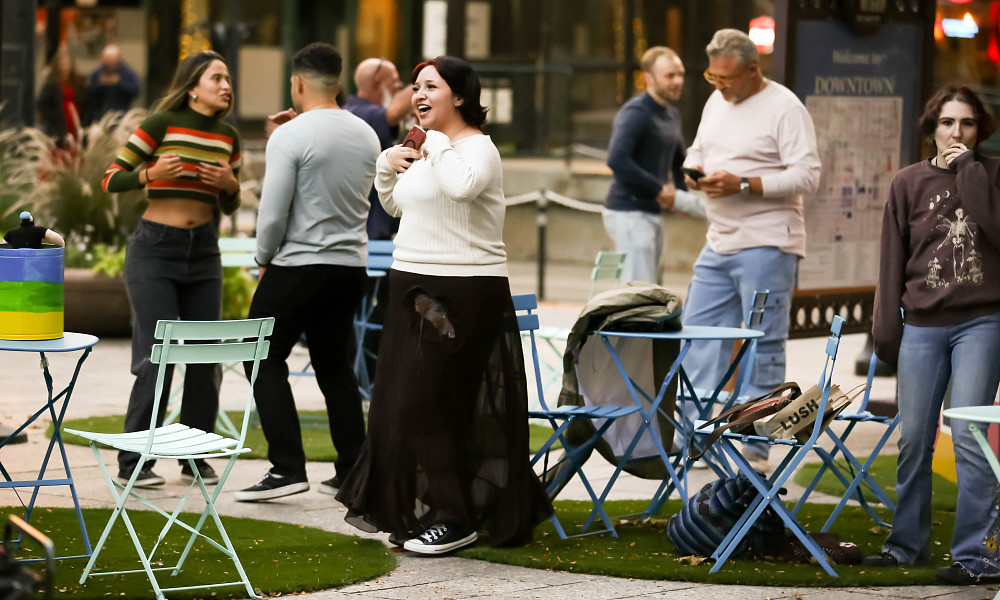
[102,50,241,488]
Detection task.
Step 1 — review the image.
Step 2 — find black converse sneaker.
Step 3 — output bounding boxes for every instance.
[317,476,342,495]
[180,460,219,485]
[117,467,164,488]
[403,523,477,555]
[234,471,309,502]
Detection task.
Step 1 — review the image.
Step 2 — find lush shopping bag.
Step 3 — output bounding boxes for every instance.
[754,383,868,443]
[687,382,801,461]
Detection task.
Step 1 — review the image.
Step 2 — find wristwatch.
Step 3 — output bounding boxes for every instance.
[739,177,751,196]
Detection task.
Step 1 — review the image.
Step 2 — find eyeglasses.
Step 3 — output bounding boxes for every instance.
[373,59,385,80]
[703,68,742,86]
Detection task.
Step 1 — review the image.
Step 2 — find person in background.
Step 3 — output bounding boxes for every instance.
[37,46,87,147]
[681,29,821,472]
[866,84,1000,585]
[602,45,693,284]
[102,50,241,488]
[344,57,413,240]
[84,43,140,124]
[336,55,552,555]
[235,42,379,502]
[344,58,414,375]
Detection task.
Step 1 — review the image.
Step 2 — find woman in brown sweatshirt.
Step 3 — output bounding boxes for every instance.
[867,85,1000,584]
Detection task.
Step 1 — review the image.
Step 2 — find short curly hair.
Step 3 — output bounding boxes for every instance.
[919,84,996,147]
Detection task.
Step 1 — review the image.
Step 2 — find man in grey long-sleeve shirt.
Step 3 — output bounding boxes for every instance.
[237,42,380,502]
[603,46,688,284]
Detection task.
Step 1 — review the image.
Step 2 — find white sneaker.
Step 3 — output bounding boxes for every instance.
[403,523,477,555]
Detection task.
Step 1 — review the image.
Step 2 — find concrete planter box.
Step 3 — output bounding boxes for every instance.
[64,268,132,337]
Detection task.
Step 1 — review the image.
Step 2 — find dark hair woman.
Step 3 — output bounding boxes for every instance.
[336,56,552,554]
[101,50,241,487]
[868,84,1000,584]
[36,46,87,147]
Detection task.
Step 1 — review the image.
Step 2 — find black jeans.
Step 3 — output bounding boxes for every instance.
[119,219,223,472]
[245,263,367,479]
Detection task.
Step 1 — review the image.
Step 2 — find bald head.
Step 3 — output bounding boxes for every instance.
[354,58,401,102]
[100,44,121,70]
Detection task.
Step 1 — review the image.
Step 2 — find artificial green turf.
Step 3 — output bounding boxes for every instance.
[460,499,957,586]
[1,506,393,599]
[793,455,959,512]
[52,414,557,461]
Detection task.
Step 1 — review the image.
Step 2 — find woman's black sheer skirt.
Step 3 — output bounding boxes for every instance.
[336,270,553,546]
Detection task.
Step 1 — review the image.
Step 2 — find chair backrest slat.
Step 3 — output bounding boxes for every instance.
[154,318,274,341]
[152,340,270,365]
[589,251,627,299]
[218,237,258,268]
[368,239,395,256]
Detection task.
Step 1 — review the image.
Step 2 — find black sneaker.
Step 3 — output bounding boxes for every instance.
[117,467,165,488]
[318,476,342,496]
[936,562,1000,585]
[387,532,407,547]
[403,523,477,555]
[862,552,900,567]
[180,460,219,485]
[234,471,309,502]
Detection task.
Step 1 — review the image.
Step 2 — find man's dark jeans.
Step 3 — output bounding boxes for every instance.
[245,263,367,480]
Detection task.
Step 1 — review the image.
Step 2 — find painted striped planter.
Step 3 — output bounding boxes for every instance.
[0,246,64,340]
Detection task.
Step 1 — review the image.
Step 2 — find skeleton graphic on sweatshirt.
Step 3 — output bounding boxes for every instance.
[926,201,981,288]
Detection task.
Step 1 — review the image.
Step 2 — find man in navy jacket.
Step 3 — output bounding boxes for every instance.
[602,46,687,284]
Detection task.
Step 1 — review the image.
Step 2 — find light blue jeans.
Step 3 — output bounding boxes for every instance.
[602,209,663,284]
[679,245,799,459]
[883,313,1000,576]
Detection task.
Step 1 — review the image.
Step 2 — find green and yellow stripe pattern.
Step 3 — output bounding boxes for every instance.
[0,247,64,340]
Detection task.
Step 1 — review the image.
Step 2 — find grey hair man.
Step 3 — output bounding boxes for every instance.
[680,29,821,471]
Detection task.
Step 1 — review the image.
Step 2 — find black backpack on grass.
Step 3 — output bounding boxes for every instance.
[667,473,784,558]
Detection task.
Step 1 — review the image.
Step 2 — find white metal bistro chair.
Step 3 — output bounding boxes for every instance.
[66,317,273,600]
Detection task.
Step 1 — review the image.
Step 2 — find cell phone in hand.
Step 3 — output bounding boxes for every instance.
[402,126,426,162]
[682,167,705,181]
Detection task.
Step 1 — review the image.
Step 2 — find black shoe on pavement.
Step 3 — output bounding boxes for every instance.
[862,552,900,567]
[117,467,165,488]
[180,460,219,485]
[318,476,342,496]
[387,532,407,547]
[403,523,477,555]
[234,471,309,502]
[936,562,1000,585]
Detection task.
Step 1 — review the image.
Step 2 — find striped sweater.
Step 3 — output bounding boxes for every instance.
[102,106,242,214]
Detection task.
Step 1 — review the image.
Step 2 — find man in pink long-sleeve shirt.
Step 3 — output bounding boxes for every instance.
[680,28,821,471]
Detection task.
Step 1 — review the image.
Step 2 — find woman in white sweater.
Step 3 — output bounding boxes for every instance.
[337,56,551,555]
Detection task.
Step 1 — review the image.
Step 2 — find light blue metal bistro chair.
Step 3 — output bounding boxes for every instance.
[66,317,274,600]
[694,316,846,577]
[792,351,898,531]
[514,293,640,538]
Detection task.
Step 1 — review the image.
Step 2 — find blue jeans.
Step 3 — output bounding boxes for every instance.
[883,313,1000,576]
[679,245,798,458]
[602,209,663,284]
[120,219,223,472]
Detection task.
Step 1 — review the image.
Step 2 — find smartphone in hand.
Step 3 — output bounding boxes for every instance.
[402,126,426,162]
[681,167,705,181]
